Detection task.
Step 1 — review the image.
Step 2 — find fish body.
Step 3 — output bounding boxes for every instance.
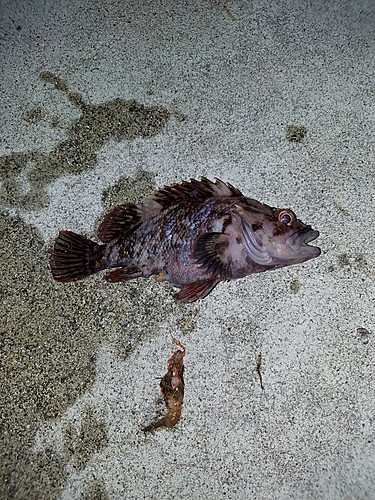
[50,177,320,302]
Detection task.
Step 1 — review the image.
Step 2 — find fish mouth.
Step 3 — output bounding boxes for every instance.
[240,217,321,265]
[288,227,321,255]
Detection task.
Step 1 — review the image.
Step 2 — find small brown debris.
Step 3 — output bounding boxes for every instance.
[256,353,264,390]
[223,4,235,20]
[143,334,185,432]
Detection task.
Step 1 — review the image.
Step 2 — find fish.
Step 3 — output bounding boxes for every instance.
[50,177,321,302]
[143,334,185,432]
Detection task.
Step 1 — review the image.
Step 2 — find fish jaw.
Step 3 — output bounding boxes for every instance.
[262,223,321,267]
[285,227,321,260]
[264,227,321,266]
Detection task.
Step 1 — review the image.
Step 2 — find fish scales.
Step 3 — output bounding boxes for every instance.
[104,198,235,284]
[50,177,320,302]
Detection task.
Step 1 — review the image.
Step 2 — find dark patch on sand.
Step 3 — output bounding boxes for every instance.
[333,201,351,218]
[23,105,47,124]
[0,72,171,210]
[0,213,107,498]
[285,124,307,142]
[338,253,350,267]
[326,253,371,282]
[83,480,110,500]
[290,279,301,293]
[101,169,155,211]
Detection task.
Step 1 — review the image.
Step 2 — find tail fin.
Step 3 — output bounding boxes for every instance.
[50,230,105,282]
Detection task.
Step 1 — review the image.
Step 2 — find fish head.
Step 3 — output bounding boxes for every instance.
[234,199,321,268]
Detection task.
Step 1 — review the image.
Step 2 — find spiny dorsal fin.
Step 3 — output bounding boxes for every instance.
[97,203,143,242]
[97,178,242,242]
[97,199,164,242]
[152,177,243,208]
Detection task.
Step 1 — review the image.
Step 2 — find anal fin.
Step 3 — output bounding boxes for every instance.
[174,278,220,303]
[104,266,142,283]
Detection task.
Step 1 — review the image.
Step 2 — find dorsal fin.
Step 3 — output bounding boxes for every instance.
[97,178,242,242]
[152,177,243,208]
[97,203,143,242]
[97,199,164,242]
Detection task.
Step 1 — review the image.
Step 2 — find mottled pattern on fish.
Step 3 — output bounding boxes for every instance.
[50,178,320,302]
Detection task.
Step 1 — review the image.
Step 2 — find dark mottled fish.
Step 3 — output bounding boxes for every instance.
[50,177,320,302]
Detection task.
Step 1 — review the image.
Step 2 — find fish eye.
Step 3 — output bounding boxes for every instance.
[277,209,295,226]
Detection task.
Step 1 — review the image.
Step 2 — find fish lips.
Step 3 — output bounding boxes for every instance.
[287,227,321,258]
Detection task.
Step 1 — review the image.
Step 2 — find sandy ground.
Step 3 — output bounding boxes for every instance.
[1,1,375,499]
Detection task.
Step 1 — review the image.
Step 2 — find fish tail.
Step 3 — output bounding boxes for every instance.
[50,230,106,282]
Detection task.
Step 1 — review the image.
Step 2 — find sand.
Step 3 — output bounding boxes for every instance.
[1,1,374,498]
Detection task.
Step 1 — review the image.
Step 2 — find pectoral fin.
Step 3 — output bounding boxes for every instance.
[192,232,232,279]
